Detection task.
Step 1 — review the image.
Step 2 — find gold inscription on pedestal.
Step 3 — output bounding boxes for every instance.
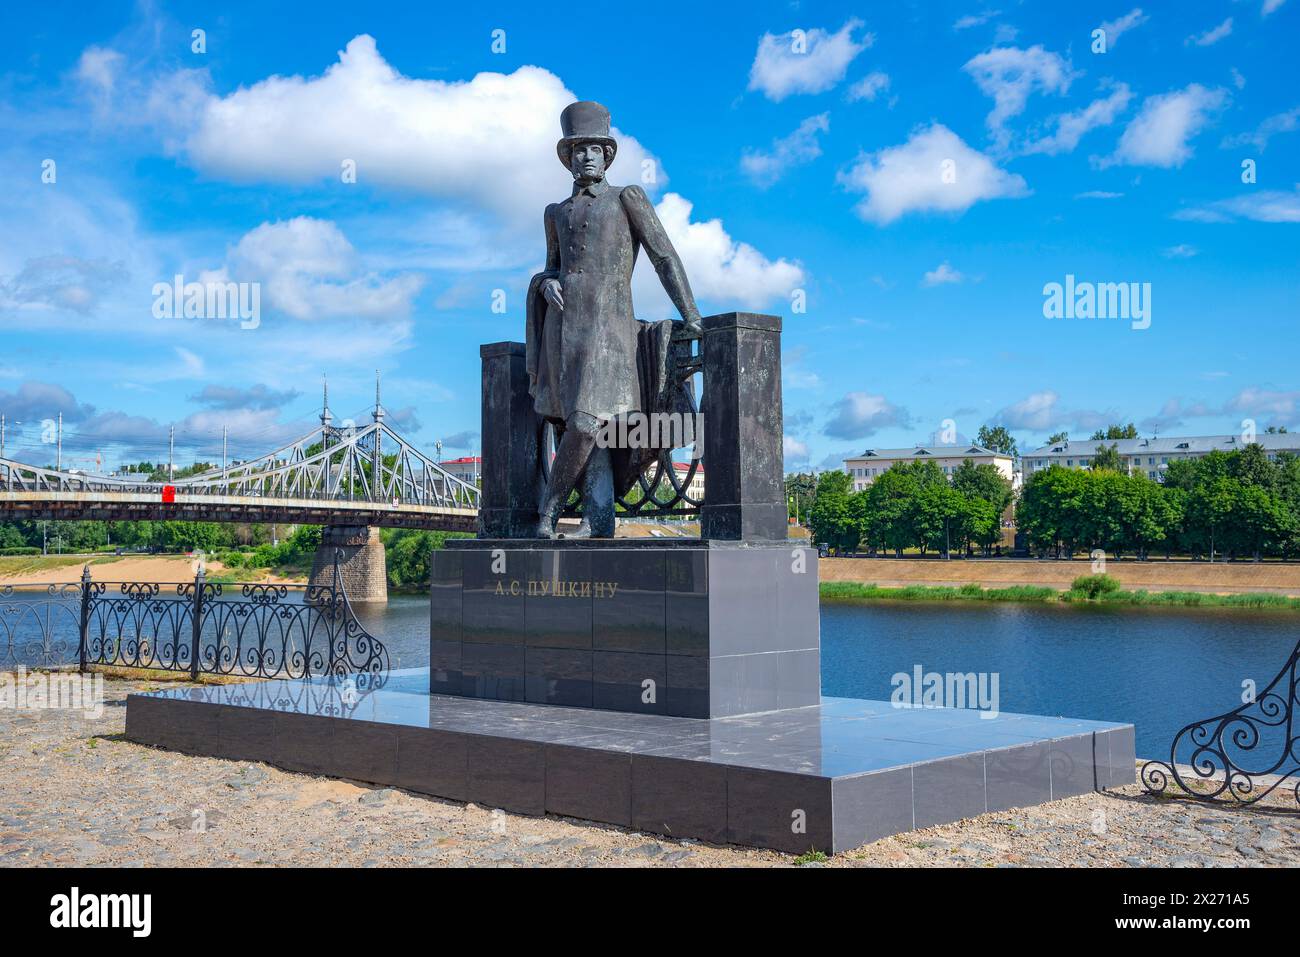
[492,579,619,598]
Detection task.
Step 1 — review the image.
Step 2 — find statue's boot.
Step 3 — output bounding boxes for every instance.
[570,446,615,538]
[534,424,596,539]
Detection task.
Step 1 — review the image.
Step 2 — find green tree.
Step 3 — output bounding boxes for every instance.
[976,425,1018,458]
[865,465,920,557]
[808,470,857,553]
[1089,423,1139,440]
[1090,442,1123,472]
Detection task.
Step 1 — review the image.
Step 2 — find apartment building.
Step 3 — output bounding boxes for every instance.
[843,445,1015,492]
[1022,433,1300,482]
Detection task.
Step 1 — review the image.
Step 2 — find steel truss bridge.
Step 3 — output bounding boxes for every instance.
[0,391,479,532]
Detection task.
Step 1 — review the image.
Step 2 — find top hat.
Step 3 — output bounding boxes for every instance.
[557,100,618,169]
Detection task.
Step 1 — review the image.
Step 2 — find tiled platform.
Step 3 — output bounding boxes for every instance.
[125,669,1135,854]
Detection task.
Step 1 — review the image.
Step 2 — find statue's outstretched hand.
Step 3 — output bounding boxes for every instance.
[542,278,564,311]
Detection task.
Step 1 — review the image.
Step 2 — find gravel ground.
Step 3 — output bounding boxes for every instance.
[2,673,1296,868]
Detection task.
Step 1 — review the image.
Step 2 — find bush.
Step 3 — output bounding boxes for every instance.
[1070,573,1122,599]
[0,546,41,556]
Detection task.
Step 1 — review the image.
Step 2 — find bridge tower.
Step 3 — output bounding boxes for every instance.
[308,374,389,602]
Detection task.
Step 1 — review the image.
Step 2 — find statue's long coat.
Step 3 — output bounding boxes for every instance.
[526,179,698,498]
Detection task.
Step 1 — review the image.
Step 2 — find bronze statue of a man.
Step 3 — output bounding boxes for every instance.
[526,101,702,539]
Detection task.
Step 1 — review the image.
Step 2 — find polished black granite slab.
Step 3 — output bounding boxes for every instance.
[432,541,820,718]
[125,668,1136,854]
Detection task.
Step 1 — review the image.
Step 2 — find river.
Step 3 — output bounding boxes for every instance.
[353,595,1299,759]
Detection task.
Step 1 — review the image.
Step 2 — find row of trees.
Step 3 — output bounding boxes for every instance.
[799,441,1300,562]
[0,519,253,553]
[808,459,1014,557]
[1019,446,1300,561]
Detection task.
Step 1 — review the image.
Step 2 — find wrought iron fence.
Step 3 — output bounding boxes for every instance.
[0,551,388,685]
[1141,633,1300,806]
[0,582,81,668]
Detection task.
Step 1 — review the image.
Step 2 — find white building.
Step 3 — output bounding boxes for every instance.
[843,445,1015,492]
[1022,433,1300,482]
[439,455,481,484]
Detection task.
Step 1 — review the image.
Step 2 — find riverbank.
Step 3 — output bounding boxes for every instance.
[0,555,307,586]
[822,556,1300,596]
[3,672,1294,868]
[821,580,1300,610]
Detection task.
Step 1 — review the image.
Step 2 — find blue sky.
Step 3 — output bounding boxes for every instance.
[0,0,1296,473]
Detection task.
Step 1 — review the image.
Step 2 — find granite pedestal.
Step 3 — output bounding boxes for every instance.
[431,539,820,718]
[125,669,1136,855]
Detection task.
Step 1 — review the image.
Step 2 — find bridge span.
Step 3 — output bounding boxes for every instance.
[0,381,481,599]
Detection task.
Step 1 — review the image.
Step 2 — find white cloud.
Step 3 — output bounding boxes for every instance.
[174,347,205,377]
[1263,0,1287,16]
[839,124,1029,225]
[1221,106,1300,151]
[177,36,656,232]
[75,46,124,96]
[209,217,424,322]
[922,262,964,286]
[963,45,1074,151]
[824,391,910,439]
[747,20,872,101]
[1187,18,1233,46]
[1100,83,1228,168]
[632,194,805,313]
[997,391,1060,431]
[1226,386,1299,418]
[1162,244,1197,258]
[1174,187,1300,223]
[741,113,830,188]
[954,10,1001,30]
[783,436,811,462]
[846,72,890,103]
[1022,83,1132,156]
[1075,190,1124,199]
[1099,9,1149,47]
[997,391,1118,433]
[170,35,800,315]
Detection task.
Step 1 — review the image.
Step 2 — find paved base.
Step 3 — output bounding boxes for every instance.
[124,669,1135,854]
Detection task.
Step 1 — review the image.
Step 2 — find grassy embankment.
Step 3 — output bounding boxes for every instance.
[820,574,1300,610]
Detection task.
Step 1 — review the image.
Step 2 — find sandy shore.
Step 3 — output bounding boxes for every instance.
[0,556,307,586]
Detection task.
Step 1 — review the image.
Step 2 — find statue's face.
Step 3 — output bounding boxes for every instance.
[569,141,608,182]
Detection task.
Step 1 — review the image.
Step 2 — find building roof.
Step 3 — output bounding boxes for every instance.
[1025,434,1299,458]
[441,456,482,465]
[844,444,1007,461]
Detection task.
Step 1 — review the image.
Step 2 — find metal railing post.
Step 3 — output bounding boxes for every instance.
[190,566,205,681]
[78,564,92,674]
[327,549,342,675]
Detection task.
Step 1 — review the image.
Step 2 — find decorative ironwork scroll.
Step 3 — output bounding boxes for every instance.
[1141,635,1300,806]
[0,583,81,668]
[540,326,704,520]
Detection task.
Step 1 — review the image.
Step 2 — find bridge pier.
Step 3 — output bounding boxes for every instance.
[310,525,388,603]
